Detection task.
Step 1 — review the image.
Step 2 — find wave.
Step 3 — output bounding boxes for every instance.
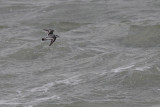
[119,25,160,47]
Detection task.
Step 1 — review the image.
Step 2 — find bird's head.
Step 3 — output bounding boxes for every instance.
[42,38,46,41]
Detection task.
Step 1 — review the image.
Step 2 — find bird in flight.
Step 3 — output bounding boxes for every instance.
[42,29,59,46]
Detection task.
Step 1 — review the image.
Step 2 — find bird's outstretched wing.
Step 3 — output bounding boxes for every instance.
[44,29,54,35]
[49,40,54,46]
[49,38,56,46]
[43,29,49,32]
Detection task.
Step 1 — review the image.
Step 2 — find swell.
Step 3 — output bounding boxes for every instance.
[119,25,160,47]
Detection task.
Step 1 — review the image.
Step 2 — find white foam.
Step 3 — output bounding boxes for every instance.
[35,95,60,102]
[134,66,150,71]
[29,75,82,93]
[0,101,22,105]
[55,75,82,85]
[29,82,54,93]
[112,65,134,73]
[30,95,60,104]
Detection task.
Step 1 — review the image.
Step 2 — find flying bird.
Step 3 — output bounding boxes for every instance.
[42,29,59,46]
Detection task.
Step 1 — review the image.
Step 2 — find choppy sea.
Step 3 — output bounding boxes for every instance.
[0,0,160,107]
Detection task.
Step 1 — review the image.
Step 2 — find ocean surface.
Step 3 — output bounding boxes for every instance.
[0,0,160,107]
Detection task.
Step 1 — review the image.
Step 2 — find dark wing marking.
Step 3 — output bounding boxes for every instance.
[49,37,56,46]
[49,40,54,46]
[44,29,54,35]
[48,30,54,35]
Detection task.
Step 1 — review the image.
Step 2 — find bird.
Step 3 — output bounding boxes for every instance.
[42,29,59,46]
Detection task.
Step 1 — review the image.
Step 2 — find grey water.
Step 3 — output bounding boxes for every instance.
[0,0,160,107]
